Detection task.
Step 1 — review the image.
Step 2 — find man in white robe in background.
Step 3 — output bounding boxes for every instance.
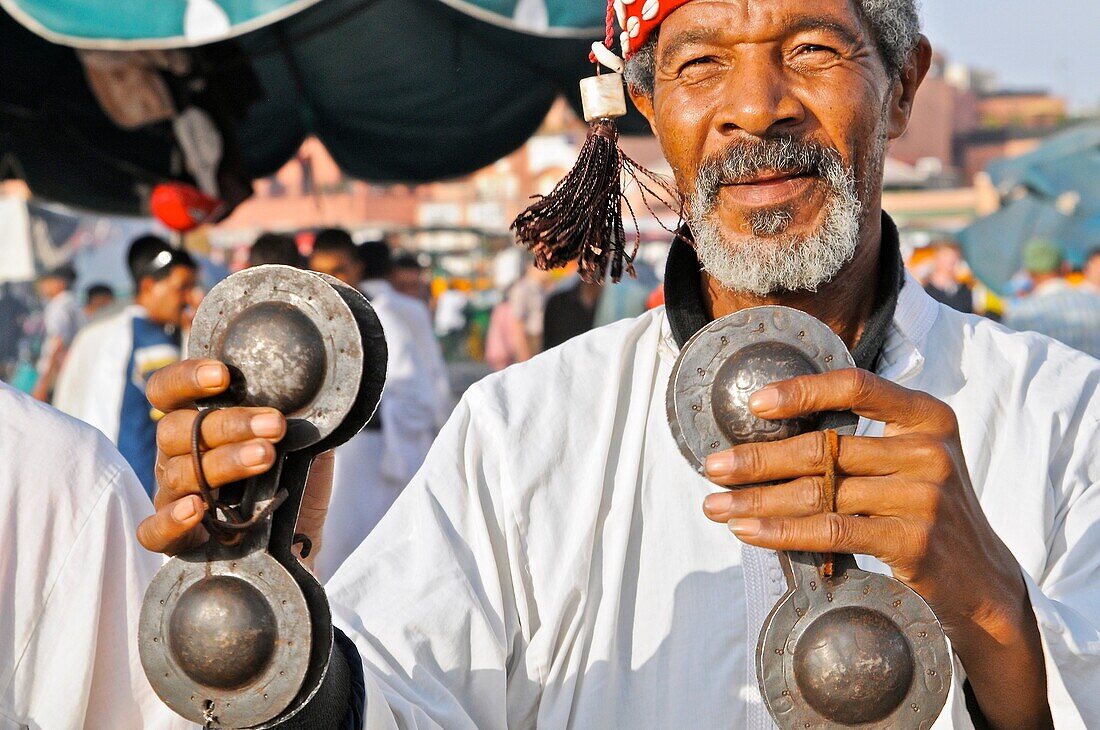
[55,236,199,498]
[140,0,1100,727]
[0,382,189,728]
[309,230,450,581]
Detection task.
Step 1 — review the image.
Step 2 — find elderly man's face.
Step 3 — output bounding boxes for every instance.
[632,0,927,295]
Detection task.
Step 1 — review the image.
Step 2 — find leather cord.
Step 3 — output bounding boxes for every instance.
[822,429,839,578]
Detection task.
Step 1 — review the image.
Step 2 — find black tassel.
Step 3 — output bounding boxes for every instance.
[511,118,681,284]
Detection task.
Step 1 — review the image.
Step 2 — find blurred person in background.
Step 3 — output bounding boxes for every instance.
[309,227,363,286]
[923,242,973,314]
[484,283,523,371]
[0,283,28,383]
[31,265,83,402]
[0,382,191,729]
[249,231,305,268]
[54,236,198,497]
[434,279,471,358]
[309,230,451,581]
[1082,247,1100,294]
[390,250,432,303]
[543,278,603,351]
[1006,239,1100,359]
[83,283,116,320]
[506,261,550,361]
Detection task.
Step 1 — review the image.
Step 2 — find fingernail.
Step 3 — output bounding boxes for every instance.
[172,497,197,522]
[704,492,732,514]
[749,387,779,414]
[729,518,761,537]
[196,364,225,389]
[251,413,283,438]
[240,443,269,466]
[705,453,736,476]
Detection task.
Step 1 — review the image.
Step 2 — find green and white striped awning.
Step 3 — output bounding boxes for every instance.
[0,0,604,48]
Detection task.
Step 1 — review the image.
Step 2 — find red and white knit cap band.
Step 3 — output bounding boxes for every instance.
[613,0,693,58]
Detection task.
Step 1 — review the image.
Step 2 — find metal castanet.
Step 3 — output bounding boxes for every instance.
[667,306,951,729]
[139,266,387,729]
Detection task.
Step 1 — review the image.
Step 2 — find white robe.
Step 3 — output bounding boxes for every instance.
[52,306,138,442]
[325,275,1100,728]
[316,280,451,582]
[0,384,189,729]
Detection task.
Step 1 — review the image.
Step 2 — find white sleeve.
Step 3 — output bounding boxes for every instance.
[1,457,189,729]
[327,390,536,729]
[1021,389,1100,726]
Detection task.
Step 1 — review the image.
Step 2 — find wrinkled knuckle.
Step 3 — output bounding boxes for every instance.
[156,411,187,452]
[809,431,830,471]
[777,519,800,544]
[801,477,827,514]
[211,412,237,445]
[909,521,933,561]
[916,481,944,516]
[164,456,190,493]
[137,517,163,551]
[936,401,961,433]
[748,486,768,515]
[922,444,954,483]
[741,447,765,479]
[154,455,169,487]
[146,367,175,406]
[824,512,851,550]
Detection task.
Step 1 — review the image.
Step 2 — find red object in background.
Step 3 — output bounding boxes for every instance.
[647,282,665,310]
[150,182,223,232]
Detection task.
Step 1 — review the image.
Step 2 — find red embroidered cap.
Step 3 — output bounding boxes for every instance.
[614,0,693,58]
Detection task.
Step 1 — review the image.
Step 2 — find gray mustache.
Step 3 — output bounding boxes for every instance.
[694,137,847,204]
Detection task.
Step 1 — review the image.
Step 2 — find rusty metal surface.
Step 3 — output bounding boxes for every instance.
[188,265,369,451]
[140,266,387,728]
[140,551,312,727]
[666,306,951,729]
[757,553,952,728]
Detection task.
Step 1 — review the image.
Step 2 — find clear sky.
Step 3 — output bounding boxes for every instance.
[920,0,1100,111]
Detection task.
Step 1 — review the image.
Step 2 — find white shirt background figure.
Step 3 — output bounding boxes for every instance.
[315,278,451,582]
[324,275,1100,729]
[0,383,188,729]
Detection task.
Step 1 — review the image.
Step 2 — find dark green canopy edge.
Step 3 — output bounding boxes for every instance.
[0,0,650,216]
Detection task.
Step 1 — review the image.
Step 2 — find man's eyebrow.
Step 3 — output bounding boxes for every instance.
[786,16,865,48]
[658,28,722,64]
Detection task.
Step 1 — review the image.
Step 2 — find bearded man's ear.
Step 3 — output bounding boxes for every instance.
[887,35,933,141]
[628,85,661,142]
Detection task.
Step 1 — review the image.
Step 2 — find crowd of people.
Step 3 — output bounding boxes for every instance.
[911,239,1100,358]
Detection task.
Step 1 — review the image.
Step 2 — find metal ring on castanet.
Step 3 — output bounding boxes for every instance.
[139,265,387,729]
[667,306,951,729]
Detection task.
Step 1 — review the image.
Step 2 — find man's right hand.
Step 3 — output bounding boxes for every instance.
[136,359,334,564]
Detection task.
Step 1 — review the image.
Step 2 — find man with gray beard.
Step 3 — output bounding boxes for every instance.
[139,0,1098,727]
[689,135,868,296]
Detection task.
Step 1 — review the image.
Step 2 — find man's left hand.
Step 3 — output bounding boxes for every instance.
[700,368,1051,728]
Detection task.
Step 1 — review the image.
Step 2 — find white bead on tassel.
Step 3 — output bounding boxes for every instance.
[580,73,628,122]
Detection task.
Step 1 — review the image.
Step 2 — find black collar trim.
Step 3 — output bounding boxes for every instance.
[664,212,905,373]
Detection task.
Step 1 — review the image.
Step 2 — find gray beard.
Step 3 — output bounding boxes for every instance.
[687,129,886,297]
